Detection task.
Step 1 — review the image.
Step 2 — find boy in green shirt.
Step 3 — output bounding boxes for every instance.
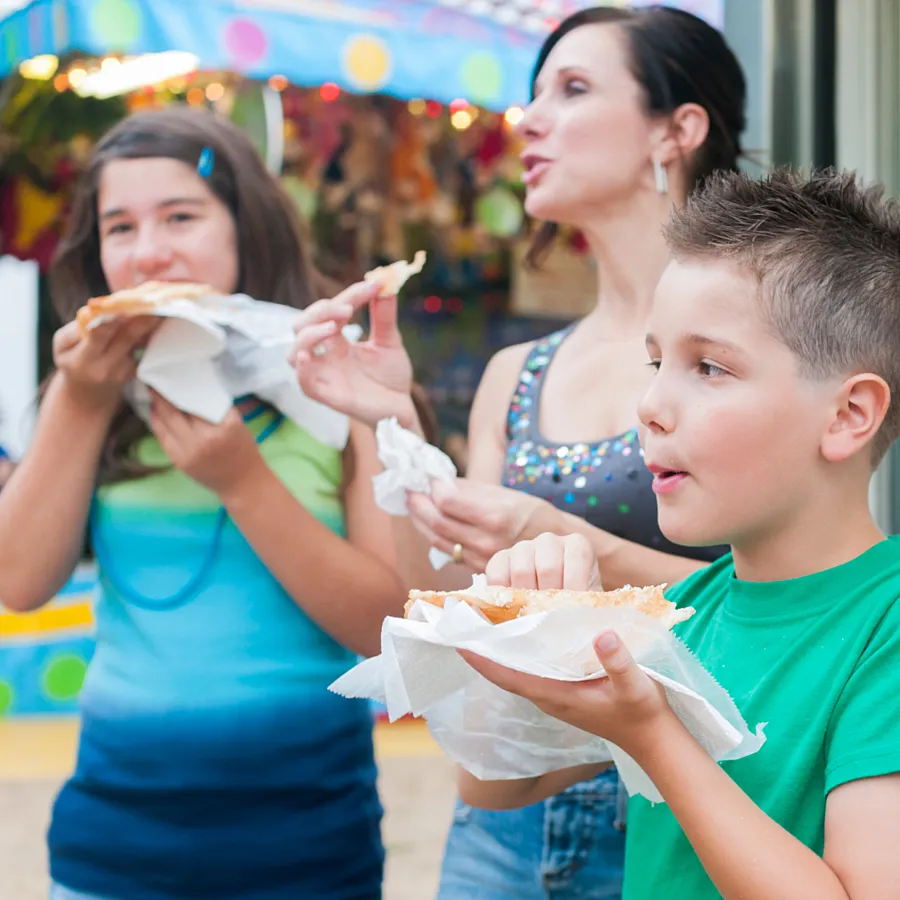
[458,168,900,900]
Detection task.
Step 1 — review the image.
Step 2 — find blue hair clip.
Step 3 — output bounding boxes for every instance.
[197,146,215,179]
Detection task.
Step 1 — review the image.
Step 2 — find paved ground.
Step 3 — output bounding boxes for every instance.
[0,719,457,900]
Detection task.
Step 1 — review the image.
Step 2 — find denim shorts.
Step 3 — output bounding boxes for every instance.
[437,767,626,900]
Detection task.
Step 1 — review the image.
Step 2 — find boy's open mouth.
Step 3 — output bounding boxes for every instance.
[647,464,689,494]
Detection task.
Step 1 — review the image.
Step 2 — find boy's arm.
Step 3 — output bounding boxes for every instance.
[461,635,900,900]
[635,714,900,900]
[457,762,611,810]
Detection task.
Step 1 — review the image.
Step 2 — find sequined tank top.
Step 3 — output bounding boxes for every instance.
[502,327,724,563]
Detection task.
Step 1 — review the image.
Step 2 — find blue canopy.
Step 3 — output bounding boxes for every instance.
[0,0,564,109]
[0,0,723,110]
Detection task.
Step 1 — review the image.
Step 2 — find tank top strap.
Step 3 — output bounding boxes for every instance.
[505,325,576,443]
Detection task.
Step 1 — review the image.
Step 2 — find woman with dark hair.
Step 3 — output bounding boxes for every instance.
[0,106,411,900]
[291,7,748,897]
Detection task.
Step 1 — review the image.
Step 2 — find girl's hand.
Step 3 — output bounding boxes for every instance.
[52,317,159,412]
[148,393,265,497]
[289,282,417,428]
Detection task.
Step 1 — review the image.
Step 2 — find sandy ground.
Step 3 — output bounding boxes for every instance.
[0,726,457,900]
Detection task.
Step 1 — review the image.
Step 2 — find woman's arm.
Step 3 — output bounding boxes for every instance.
[0,375,115,611]
[457,762,610,810]
[216,419,406,657]
[387,343,532,593]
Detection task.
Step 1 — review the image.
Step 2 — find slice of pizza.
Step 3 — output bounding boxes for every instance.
[363,250,427,298]
[75,281,218,331]
[405,581,693,630]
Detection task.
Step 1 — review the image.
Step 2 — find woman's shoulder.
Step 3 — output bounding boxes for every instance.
[477,326,572,407]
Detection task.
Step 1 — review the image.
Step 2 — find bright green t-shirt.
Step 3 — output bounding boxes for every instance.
[623,537,900,900]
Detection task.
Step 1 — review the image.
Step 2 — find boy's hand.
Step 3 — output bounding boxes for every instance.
[460,630,674,756]
[485,532,602,590]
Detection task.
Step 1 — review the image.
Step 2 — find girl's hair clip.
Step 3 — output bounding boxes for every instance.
[197,146,215,179]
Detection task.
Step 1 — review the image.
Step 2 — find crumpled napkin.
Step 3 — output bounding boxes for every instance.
[331,592,767,803]
[109,293,360,449]
[373,418,459,568]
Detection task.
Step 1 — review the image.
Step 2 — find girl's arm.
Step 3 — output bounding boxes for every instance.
[216,419,406,657]
[0,375,114,611]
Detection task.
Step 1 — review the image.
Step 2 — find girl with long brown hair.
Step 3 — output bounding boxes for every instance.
[0,107,405,900]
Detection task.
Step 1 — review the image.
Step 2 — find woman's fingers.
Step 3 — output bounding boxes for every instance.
[292,320,344,356]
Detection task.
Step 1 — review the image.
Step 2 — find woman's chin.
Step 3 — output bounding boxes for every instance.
[524,193,577,229]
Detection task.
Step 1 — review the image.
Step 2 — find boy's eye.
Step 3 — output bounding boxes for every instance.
[698,361,726,378]
[647,359,661,372]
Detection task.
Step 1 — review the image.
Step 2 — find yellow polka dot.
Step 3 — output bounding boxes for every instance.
[342,34,391,92]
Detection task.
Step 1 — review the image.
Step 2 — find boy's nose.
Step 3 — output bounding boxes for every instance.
[637,377,674,435]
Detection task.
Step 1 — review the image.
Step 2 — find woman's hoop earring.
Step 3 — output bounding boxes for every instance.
[653,158,669,196]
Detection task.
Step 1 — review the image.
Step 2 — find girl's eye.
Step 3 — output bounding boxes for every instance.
[698,361,726,378]
[168,212,195,224]
[105,223,132,236]
[647,359,661,372]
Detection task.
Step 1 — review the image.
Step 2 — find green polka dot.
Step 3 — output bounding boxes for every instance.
[0,681,13,717]
[43,655,88,701]
[587,496,599,507]
[618,504,631,515]
[461,53,502,105]
[90,0,142,49]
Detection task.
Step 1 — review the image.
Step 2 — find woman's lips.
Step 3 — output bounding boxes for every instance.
[520,155,552,187]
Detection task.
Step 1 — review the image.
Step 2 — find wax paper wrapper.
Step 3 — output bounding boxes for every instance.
[373,418,459,569]
[94,293,359,449]
[331,591,766,803]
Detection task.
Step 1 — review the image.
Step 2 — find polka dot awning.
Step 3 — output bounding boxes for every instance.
[431,0,609,34]
[1,0,723,108]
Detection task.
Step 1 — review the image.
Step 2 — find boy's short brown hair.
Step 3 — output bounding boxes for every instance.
[665,168,900,465]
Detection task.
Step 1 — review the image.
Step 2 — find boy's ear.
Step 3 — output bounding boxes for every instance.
[821,374,891,463]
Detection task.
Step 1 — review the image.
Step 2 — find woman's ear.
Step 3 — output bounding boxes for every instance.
[656,103,710,166]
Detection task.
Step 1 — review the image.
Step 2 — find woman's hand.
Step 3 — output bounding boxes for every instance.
[406,480,551,574]
[289,282,417,428]
[148,393,265,497]
[52,317,159,413]
[462,532,672,754]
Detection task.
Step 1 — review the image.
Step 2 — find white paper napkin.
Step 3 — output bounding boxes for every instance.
[331,595,766,803]
[373,418,459,568]
[100,294,359,450]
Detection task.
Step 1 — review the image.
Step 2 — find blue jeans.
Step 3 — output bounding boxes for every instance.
[438,767,626,900]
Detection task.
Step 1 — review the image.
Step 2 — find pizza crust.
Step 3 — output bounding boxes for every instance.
[405,583,694,630]
[363,250,427,298]
[75,281,218,331]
